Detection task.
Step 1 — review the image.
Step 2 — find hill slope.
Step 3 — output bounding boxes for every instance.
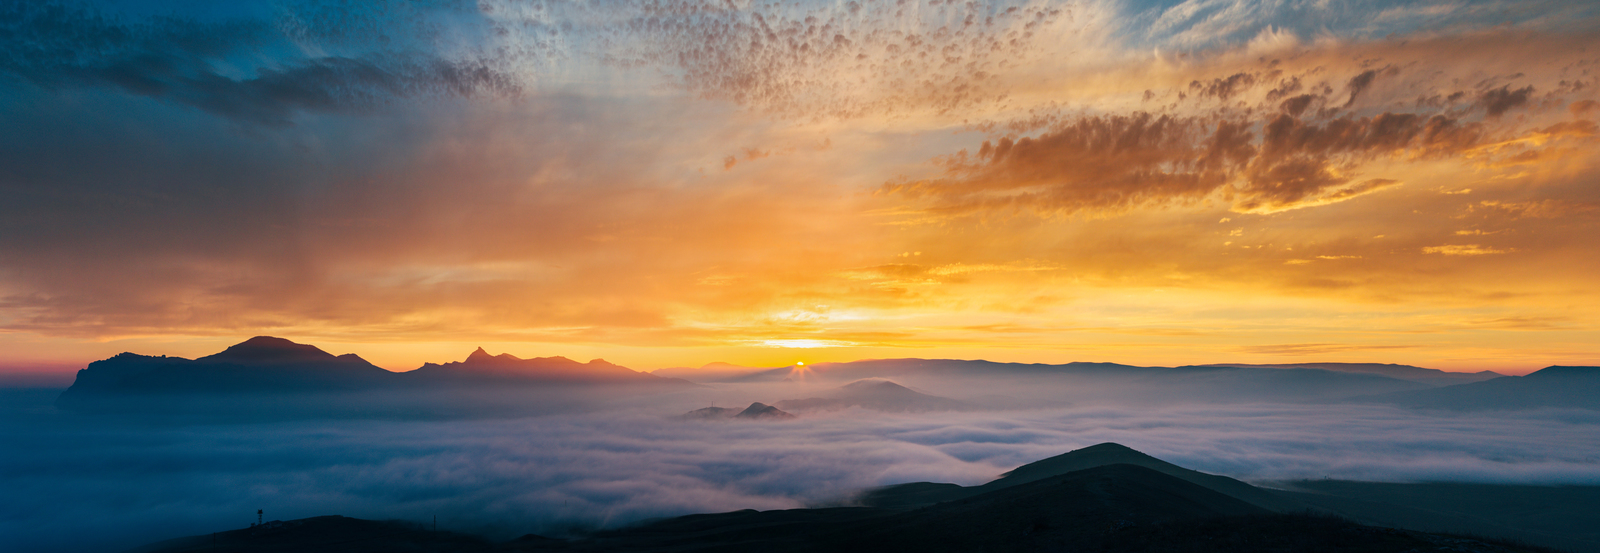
[863,442,1303,513]
[131,456,1562,553]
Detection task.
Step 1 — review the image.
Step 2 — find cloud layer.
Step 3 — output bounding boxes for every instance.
[4,387,1599,553]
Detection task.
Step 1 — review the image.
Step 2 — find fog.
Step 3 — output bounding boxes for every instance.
[5,383,1600,553]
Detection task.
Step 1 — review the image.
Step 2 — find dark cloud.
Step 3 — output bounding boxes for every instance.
[1342,67,1384,107]
[0,2,519,124]
[881,106,1494,215]
[1480,85,1535,118]
[880,113,1240,215]
[1190,72,1258,101]
[1279,94,1316,117]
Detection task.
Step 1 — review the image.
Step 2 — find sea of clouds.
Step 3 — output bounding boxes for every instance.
[4,387,1600,552]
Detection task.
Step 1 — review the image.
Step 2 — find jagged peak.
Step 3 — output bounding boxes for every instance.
[465,347,494,363]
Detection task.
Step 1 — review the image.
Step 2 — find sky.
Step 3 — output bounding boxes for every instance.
[3,0,1599,377]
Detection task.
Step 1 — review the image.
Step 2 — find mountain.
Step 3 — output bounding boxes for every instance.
[125,515,492,553]
[862,442,1302,513]
[735,402,795,420]
[650,362,787,383]
[721,358,1433,404]
[55,338,695,418]
[677,406,742,420]
[404,347,690,387]
[1366,365,1600,410]
[678,402,795,420]
[1264,478,1600,552]
[130,445,1565,553]
[1187,362,1503,386]
[775,379,974,412]
[57,337,391,405]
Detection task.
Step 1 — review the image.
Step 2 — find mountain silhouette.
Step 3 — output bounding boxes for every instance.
[678,402,795,420]
[736,402,795,419]
[720,358,1434,404]
[197,336,348,365]
[55,338,695,418]
[775,379,973,412]
[651,362,785,383]
[404,347,686,386]
[863,442,1302,512]
[1187,362,1503,386]
[1366,365,1600,410]
[57,337,389,402]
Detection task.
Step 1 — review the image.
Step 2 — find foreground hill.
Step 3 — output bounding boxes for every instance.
[1365,366,1600,410]
[133,444,1569,553]
[862,442,1302,513]
[1267,478,1600,553]
[127,516,493,553]
[56,337,694,419]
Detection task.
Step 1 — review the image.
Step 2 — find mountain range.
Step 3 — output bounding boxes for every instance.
[53,337,1599,417]
[1363,365,1600,410]
[131,442,1588,552]
[56,336,694,418]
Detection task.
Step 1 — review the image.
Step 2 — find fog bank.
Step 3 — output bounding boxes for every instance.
[4,387,1599,552]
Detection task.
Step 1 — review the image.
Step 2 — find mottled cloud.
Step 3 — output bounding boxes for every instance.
[878,105,1499,215]
[878,27,1600,216]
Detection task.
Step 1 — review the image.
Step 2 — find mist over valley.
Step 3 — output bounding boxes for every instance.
[5,337,1598,552]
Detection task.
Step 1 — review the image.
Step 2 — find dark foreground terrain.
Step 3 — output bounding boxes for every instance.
[133,444,1578,553]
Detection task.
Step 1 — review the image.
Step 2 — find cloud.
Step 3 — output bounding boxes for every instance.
[1422,244,1511,256]
[1342,66,1398,108]
[0,2,520,124]
[4,388,1599,553]
[878,106,1495,215]
[1480,85,1535,118]
[878,113,1237,216]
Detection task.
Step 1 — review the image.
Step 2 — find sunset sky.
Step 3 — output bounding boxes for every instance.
[2,0,1598,378]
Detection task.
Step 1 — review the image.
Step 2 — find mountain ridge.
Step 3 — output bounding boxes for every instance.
[55,337,697,417]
